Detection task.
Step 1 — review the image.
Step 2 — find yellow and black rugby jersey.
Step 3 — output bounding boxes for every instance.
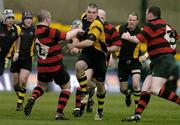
[79,14,106,55]
[133,43,147,58]
[18,23,35,59]
[88,19,106,54]
[117,24,142,59]
[0,22,21,57]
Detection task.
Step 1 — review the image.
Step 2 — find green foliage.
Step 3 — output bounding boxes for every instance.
[0,92,179,125]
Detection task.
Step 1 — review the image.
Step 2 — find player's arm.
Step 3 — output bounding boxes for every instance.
[50,28,84,42]
[72,38,94,49]
[15,25,21,53]
[108,25,122,52]
[30,38,36,57]
[66,29,84,40]
[139,52,149,63]
[73,20,102,49]
[121,32,140,44]
[13,25,21,61]
[107,46,121,52]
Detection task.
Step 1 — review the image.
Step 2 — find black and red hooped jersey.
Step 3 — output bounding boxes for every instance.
[136,18,179,59]
[35,24,66,73]
[104,22,122,47]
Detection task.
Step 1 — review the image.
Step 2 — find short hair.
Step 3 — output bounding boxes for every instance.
[87,3,98,11]
[128,12,139,20]
[147,6,161,18]
[37,9,50,22]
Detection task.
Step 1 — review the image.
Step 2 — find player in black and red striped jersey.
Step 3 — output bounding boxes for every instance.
[121,6,180,122]
[24,9,83,120]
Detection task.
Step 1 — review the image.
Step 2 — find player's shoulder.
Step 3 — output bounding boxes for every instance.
[92,19,104,28]
[81,13,86,20]
[14,24,21,30]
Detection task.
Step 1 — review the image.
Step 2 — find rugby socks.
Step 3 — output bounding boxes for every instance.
[17,87,26,104]
[14,84,20,97]
[135,91,151,115]
[133,90,141,106]
[57,90,70,114]
[158,86,180,105]
[31,85,44,100]
[77,74,88,93]
[97,93,106,113]
[75,87,82,108]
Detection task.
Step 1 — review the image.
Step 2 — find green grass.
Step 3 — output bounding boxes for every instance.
[0,92,179,125]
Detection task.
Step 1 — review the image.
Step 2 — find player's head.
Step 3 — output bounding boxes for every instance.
[37,9,51,25]
[127,12,139,30]
[146,6,161,22]
[86,3,98,22]
[2,9,15,27]
[71,20,82,30]
[22,11,33,27]
[98,9,106,23]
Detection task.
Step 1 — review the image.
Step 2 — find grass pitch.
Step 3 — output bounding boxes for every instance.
[0,92,179,125]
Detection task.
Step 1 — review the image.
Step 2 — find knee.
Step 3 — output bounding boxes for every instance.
[133,84,141,91]
[61,82,71,91]
[20,78,27,86]
[75,61,86,71]
[96,82,105,94]
[120,88,127,94]
[119,83,128,94]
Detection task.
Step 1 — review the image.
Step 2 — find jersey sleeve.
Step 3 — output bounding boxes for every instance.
[136,23,152,43]
[49,28,66,42]
[87,20,103,42]
[110,26,122,47]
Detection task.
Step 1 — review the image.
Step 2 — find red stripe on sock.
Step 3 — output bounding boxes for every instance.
[135,108,143,113]
[33,90,41,96]
[168,92,176,100]
[62,91,70,96]
[58,97,68,102]
[32,94,37,98]
[139,100,147,107]
[76,95,81,99]
[57,105,65,109]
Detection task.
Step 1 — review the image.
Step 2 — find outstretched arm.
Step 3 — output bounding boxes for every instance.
[66,29,84,40]
[72,39,94,49]
[121,32,141,44]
